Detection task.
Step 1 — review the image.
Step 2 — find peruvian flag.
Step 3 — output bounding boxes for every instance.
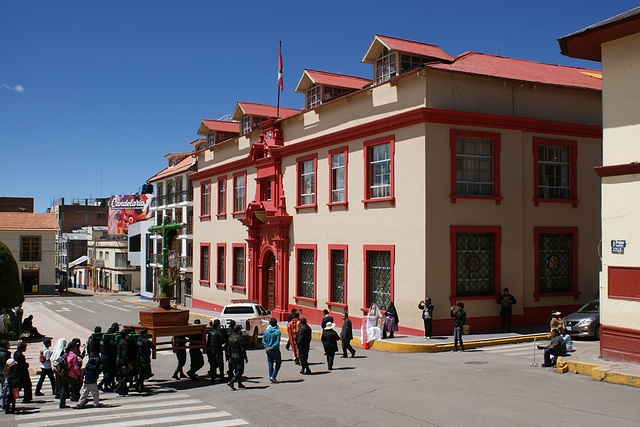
[278,43,283,91]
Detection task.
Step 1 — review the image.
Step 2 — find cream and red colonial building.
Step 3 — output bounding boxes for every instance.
[559,7,640,363]
[188,35,603,335]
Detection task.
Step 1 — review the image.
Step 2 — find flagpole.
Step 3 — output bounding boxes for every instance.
[277,41,282,118]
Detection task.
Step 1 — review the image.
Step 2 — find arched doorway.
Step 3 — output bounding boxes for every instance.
[263,251,276,311]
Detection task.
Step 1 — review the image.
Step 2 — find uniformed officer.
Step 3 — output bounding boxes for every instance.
[135,328,154,392]
[87,326,102,358]
[172,335,187,380]
[225,325,247,390]
[186,320,205,380]
[115,329,133,395]
[99,323,118,392]
[207,319,225,383]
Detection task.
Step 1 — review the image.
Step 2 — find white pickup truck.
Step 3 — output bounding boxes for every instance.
[217,300,271,346]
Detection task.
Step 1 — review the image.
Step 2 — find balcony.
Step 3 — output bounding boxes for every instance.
[180,223,194,236]
[179,190,193,203]
[179,256,193,269]
[152,196,166,208]
[167,193,177,205]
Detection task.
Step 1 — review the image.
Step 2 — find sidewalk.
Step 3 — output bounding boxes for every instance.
[68,290,640,388]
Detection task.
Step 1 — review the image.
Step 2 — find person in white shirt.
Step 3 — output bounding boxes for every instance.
[35,338,55,396]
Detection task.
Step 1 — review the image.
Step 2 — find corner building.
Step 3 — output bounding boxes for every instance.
[190,35,603,335]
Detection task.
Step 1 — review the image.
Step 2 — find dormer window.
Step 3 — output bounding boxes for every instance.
[375,49,397,84]
[169,158,176,167]
[241,115,267,135]
[307,85,322,109]
[207,131,216,147]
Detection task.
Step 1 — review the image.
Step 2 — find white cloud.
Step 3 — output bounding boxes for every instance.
[2,83,25,92]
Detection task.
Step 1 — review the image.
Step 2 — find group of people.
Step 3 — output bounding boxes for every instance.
[0,322,155,414]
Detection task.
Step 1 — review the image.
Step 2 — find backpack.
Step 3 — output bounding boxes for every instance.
[52,353,68,376]
[39,350,45,363]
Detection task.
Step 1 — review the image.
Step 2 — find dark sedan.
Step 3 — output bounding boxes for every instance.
[562,299,600,339]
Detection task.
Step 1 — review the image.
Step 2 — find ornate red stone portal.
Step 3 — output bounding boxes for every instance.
[240,121,292,321]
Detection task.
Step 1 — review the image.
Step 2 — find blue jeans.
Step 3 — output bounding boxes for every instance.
[453,326,464,350]
[266,348,282,379]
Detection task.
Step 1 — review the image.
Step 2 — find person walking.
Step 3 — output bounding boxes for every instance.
[187,320,205,381]
[382,301,399,339]
[99,323,118,392]
[450,303,467,352]
[321,309,334,330]
[497,288,517,332]
[418,298,434,338]
[75,356,101,408]
[35,338,55,396]
[285,309,297,351]
[287,312,301,365]
[86,326,102,358]
[60,340,82,408]
[207,319,225,383]
[226,325,248,390]
[0,339,11,411]
[136,328,154,392]
[115,329,133,396]
[262,318,282,383]
[51,338,67,399]
[296,317,312,375]
[225,320,236,380]
[171,335,188,380]
[321,322,340,370]
[13,341,32,403]
[340,313,356,358]
[3,358,18,414]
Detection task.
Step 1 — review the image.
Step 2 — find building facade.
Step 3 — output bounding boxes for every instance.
[148,149,198,305]
[0,213,58,294]
[189,35,603,335]
[559,7,640,363]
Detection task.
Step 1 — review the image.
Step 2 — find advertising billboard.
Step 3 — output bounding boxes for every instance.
[108,195,154,235]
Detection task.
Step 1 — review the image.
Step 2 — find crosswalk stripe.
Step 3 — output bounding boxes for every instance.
[181,420,249,427]
[17,398,204,420]
[97,302,130,312]
[18,405,219,427]
[44,301,52,305]
[84,410,231,427]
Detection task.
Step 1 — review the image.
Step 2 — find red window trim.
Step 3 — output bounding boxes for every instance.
[362,244,395,312]
[533,227,579,302]
[199,242,210,287]
[449,226,502,305]
[216,243,226,289]
[363,136,395,208]
[217,175,227,218]
[232,171,247,215]
[231,243,246,291]
[532,137,579,208]
[449,129,502,205]
[293,244,317,305]
[295,153,318,212]
[328,244,348,307]
[327,147,349,211]
[199,180,211,219]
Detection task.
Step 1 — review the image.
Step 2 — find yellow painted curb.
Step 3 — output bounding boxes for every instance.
[557,357,640,388]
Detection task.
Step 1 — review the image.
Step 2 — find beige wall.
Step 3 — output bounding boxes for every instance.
[192,64,602,332]
[0,230,57,287]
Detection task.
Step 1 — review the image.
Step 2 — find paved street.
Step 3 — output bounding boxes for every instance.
[4,295,640,427]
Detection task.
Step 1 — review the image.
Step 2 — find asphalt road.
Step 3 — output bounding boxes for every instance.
[14,295,640,427]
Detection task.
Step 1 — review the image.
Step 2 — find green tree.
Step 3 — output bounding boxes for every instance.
[0,240,24,309]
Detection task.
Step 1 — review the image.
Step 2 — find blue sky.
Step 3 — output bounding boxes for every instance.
[1,1,636,213]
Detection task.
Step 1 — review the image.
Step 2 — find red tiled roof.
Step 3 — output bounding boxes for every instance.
[427,52,602,91]
[148,155,196,183]
[0,213,59,231]
[198,120,240,136]
[231,102,300,121]
[363,35,454,64]
[297,70,370,92]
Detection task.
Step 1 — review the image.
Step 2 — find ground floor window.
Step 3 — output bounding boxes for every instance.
[364,245,394,310]
[329,246,347,305]
[296,245,316,301]
[232,245,245,289]
[537,232,574,293]
[451,226,501,299]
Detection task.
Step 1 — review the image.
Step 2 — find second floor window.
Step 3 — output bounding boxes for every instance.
[306,84,322,109]
[218,178,226,216]
[369,143,391,199]
[331,152,345,203]
[234,174,245,213]
[201,181,210,217]
[300,160,315,206]
[21,236,41,261]
[455,137,494,196]
[538,145,570,199]
[375,50,397,84]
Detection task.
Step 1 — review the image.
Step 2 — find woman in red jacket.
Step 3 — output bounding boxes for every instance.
[59,339,83,409]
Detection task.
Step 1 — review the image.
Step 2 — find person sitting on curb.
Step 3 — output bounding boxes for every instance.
[540,328,566,367]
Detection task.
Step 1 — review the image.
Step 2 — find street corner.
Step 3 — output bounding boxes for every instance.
[557,357,640,388]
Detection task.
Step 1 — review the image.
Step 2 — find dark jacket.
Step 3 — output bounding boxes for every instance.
[498,294,517,311]
[82,357,101,384]
[226,332,246,361]
[385,305,399,323]
[207,328,225,355]
[12,349,29,383]
[100,333,118,363]
[418,302,434,319]
[340,318,353,342]
[296,323,312,351]
[117,337,132,366]
[321,329,340,354]
[137,335,153,363]
[87,333,101,358]
[547,335,567,355]
[321,315,334,330]
[0,347,10,371]
[450,309,466,328]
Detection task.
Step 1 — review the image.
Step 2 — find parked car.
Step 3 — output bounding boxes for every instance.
[216,300,271,346]
[562,299,600,339]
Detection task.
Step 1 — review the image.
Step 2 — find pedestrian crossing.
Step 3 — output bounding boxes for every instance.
[37,299,133,313]
[8,374,249,427]
[479,341,544,360]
